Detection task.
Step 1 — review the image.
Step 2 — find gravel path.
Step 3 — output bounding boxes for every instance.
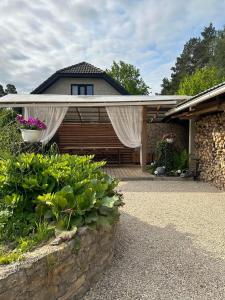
[84,181,225,300]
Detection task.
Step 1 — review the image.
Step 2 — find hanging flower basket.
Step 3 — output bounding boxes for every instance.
[20,129,42,142]
[166,138,174,144]
[162,133,176,144]
[16,115,47,143]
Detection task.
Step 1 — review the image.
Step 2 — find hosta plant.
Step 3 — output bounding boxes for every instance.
[0,153,123,263]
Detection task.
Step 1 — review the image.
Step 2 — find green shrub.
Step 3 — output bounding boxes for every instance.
[156,140,175,171]
[173,149,189,170]
[0,109,22,158]
[152,140,189,175]
[0,153,123,263]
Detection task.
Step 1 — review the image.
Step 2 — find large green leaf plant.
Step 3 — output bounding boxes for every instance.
[0,153,123,262]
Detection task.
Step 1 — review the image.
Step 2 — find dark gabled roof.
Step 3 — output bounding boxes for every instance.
[31,62,129,95]
[57,62,105,74]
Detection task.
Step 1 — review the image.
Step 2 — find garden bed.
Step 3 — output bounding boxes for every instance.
[0,153,123,298]
[0,226,116,300]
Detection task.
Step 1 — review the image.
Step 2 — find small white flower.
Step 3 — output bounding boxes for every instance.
[163,166,166,169]
[151,162,154,166]
[154,170,158,175]
[177,170,181,174]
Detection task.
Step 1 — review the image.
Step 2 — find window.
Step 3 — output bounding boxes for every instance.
[71,84,93,95]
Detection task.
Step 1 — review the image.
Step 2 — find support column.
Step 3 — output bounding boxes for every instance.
[140,106,148,171]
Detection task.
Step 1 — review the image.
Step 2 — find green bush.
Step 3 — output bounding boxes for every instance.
[156,140,175,171]
[0,109,22,158]
[0,153,123,263]
[152,140,188,175]
[173,149,189,170]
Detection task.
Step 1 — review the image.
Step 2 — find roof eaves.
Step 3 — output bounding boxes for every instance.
[31,71,130,95]
[165,82,225,117]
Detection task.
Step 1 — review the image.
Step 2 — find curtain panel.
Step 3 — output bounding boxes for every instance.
[24,106,68,145]
[106,106,143,148]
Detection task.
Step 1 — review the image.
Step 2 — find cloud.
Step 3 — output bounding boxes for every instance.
[0,0,225,93]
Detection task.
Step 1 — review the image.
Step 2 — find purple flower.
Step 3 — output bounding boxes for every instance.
[16,114,47,130]
[16,115,26,125]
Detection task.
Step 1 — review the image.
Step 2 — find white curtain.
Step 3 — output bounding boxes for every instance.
[24,106,68,145]
[106,106,143,148]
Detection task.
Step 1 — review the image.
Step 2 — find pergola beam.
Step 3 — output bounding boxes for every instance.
[0,94,188,108]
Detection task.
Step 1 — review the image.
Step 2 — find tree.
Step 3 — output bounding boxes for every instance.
[106,61,150,95]
[213,27,225,77]
[161,23,217,95]
[0,84,5,97]
[160,78,174,95]
[177,66,225,96]
[5,84,17,94]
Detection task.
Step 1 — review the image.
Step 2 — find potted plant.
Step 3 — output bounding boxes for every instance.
[162,133,176,144]
[16,115,47,143]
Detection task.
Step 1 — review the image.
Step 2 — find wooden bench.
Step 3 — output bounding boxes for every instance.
[60,146,125,164]
[56,123,135,164]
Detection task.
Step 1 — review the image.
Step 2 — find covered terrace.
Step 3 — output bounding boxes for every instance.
[0,94,189,173]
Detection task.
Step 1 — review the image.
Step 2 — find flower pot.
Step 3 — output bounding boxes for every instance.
[21,129,42,143]
[166,138,174,143]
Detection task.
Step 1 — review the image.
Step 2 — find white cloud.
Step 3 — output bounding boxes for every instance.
[0,0,225,93]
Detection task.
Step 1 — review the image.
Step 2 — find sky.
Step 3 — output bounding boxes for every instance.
[0,0,225,94]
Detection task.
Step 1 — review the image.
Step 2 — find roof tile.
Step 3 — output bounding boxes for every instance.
[57,62,105,74]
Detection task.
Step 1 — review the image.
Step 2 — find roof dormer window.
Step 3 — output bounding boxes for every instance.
[71,84,93,95]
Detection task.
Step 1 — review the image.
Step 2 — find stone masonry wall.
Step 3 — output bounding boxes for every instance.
[0,226,115,300]
[147,122,188,157]
[195,111,225,190]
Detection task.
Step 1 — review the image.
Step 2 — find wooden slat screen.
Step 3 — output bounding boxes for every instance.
[56,123,136,164]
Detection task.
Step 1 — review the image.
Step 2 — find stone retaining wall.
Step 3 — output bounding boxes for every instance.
[0,226,116,300]
[195,111,225,190]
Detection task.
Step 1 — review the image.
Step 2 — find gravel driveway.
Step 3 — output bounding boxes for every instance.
[84,181,225,300]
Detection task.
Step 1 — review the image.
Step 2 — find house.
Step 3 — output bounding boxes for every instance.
[31,62,188,164]
[166,82,225,189]
[32,62,137,163]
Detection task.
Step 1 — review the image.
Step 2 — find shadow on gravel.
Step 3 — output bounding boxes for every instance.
[118,181,222,193]
[84,212,225,300]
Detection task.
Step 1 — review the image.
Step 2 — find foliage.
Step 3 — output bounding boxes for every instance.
[151,140,188,175]
[0,153,123,264]
[156,140,175,171]
[161,23,225,95]
[178,67,225,96]
[0,85,4,97]
[106,61,150,95]
[0,83,17,97]
[173,149,189,170]
[0,222,54,264]
[0,109,22,158]
[4,84,17,94]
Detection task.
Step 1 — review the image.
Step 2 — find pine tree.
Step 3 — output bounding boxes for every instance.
[161,23,217,95]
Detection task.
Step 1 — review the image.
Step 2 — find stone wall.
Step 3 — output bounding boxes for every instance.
[195,111,225,190]
[147,122,188,157]
[0,226,116,300]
